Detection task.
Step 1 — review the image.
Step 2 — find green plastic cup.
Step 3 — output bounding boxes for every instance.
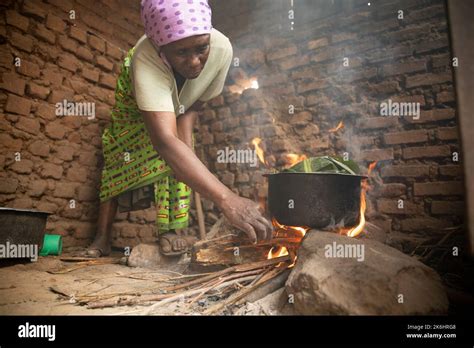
[39,234,63,256]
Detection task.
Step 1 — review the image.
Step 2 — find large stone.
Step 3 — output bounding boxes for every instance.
[127,243,176,269]
[285,231,448,315]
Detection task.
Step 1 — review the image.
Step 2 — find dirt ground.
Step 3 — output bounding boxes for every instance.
[0,248,211,315]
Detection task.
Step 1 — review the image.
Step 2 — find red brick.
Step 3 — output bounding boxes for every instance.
[356,117,398,129]
[88,35,106,53]
[307,37,329,50]
[0,133,23,151]
[297,79,329,94]
[391,94,426,107]
[1,72,26,95]
[439,165,462,177]
[77,185,97,201]
[66,164,88,183]
[76,46,94,63]
[53,182,78,198]
[436,91,454,104]
[382,60,426,76]
[33,24,56,44]
[432,53,450,68]
[69,26,87,44]
[279,55,310,71]
[332,32,356,43]
[29,140,50,157]
[58,54,80,73]
[55,146,75,161]
[106,42,123,60]
[377,199,424,215]
[36,103,56,121]
[436,127,458,141]
[383,130,428,145]
[68,78,88,94]
[6,10,29,32]
[368,81,400,94]
[45,121,67,140]
[81,67,100,83]
[431,201,464,215]
[360,148,394,161]
[10,159,34,174]
[267,45,297,61]
[41,68,63,86]
[374,183,406,197]
[15,116,40,134]
[21,0,47,19]
[48,89,74,104]
[26,82,50,100]
[381,165,430,178]
[17,60,40,78]
[407,109,455,124]
[414,181,464,196]
[400,217,452,232]
[402,145,451,159]
[406,72,452,88]
[45,14,66,32]
[5,94,31,115]
[99,73,116,90]
[40,162,64,179]
[95,56,114,71]
[0,178,19,193]
[9,32,34,52]
[58,35,78,53]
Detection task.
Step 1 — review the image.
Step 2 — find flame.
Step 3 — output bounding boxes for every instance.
[250,79,259,89]
[267,218,309,262]
[367,161,377,175]
[342,161,377,238]
[267,246,289,259]
[251,137,266,166]
[283,154,307,168]
[271,217,308,238]
[329,120,344,133]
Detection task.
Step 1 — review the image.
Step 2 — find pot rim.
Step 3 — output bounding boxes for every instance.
[263,172,368,179]
[0,207,53,215]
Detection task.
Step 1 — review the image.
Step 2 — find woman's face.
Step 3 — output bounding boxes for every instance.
[161,34,211,80]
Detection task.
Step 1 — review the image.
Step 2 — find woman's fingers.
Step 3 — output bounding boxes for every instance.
[240,223,257,244]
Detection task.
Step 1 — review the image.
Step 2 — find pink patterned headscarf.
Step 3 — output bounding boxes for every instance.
[141,0,213,47]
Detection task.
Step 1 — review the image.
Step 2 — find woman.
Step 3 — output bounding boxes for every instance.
[86,0,272,257]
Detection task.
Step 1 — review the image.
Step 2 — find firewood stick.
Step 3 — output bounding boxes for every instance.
[222,238,302,250]
[164,256,290,292]
[203,265,289,315]
[195,191,206,240]
[144,275,259,314]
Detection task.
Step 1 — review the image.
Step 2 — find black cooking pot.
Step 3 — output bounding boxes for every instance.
[264,172,366,229]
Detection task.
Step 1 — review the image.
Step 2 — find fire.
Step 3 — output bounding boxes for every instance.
[267,218,309,263]
[367,161,377,175]
[329,120,344,133]
[341,161,377,238]
[250,79,259,89]
[251,137,267,166]
[283,153,307,168]
[267,246,289,259]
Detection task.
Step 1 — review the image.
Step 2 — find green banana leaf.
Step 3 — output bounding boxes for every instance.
[283,156,360,175]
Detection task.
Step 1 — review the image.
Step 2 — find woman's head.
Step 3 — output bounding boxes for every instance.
[141,0,213,79]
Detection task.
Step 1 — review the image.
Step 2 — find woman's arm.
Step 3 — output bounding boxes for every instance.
[142,110,272,243]
[176,101,204,148]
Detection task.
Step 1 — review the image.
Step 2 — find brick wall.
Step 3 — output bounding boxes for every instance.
[196,0,464,251]
[0,0,150,248]
[0,0,464,252]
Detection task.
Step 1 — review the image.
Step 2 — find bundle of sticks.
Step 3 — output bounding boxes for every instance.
[50,221,306,314]
[58,254,291,314]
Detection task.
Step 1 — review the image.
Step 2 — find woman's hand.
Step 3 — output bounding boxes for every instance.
[217,192,273,244]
